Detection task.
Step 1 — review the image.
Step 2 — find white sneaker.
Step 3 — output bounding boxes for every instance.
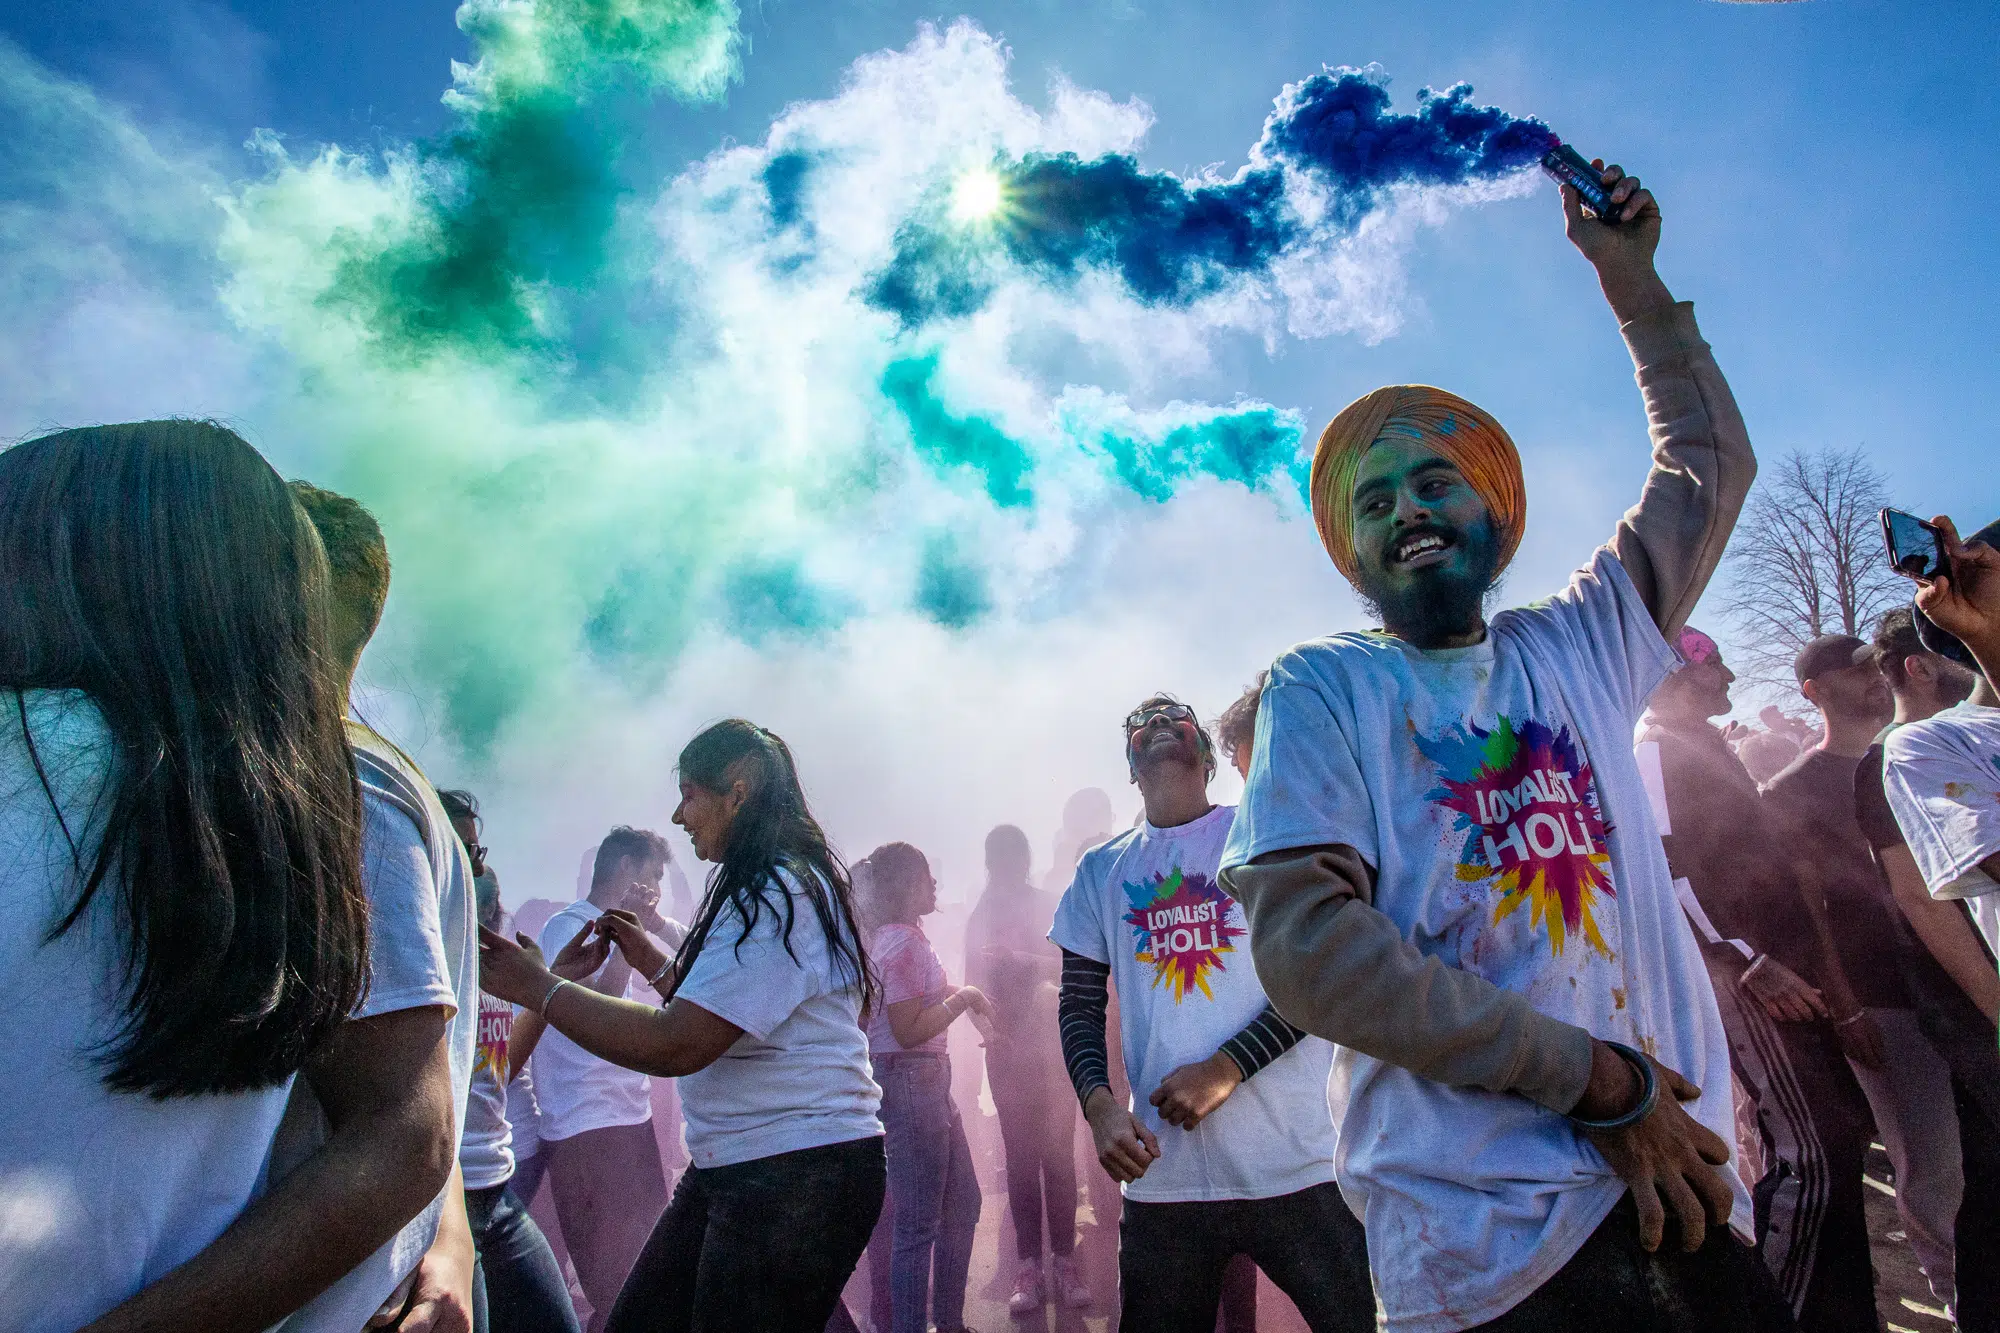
[1006,1256,1044,1316]
[1050,1253,1091,1309]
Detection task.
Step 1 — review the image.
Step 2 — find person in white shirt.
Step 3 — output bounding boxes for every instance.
[1879,516,2000,1333]
[262,482,482,1333]
[440,789,581,1333]
[479,719,884,1333]
[1220,160,1790,1332]
[534,826,676,1333]
[1052,694,1371,1332]
[0,421,421,1333]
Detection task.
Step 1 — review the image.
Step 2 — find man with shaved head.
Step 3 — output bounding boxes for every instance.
[1220,162,1791,1331]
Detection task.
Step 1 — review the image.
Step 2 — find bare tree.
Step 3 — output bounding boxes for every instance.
[1714,446,1904,695]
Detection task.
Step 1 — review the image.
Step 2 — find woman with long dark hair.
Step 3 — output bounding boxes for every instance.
[0,421,369,1332]
[856,842,990,1333]
[480,719,884,1332]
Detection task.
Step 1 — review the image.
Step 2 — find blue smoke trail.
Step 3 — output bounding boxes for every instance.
[868,71,1554,326]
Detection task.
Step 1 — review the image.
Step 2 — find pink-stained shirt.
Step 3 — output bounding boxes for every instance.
[867,922,949,1054]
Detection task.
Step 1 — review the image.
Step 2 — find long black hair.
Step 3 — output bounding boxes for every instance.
[0,420,369,1097]
[662,719,874,1013]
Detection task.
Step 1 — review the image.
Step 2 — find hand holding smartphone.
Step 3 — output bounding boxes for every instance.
[1882,507,1948,581]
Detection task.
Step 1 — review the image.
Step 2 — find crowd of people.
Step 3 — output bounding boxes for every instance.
[5,158,2000,1333]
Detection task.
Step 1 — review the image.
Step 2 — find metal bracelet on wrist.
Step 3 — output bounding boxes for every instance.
[647,956,674,987]
[539,976,571,1017]
[1833,1011,1865,1028]
[1568,1041,1658,1133]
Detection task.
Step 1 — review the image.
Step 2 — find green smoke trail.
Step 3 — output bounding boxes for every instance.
[205,13,1318,752]
[320,0,739,362]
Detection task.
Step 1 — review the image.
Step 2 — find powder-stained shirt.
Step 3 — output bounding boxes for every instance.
[1050,804,1338,1204]
[1223,549,1750,1333]
[460,992,517,1190]
[868,922,949,1055]
[1884,701,2000,956]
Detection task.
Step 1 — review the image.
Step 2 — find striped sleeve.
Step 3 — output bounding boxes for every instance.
[1217,1002,1307,1081]
[1058,949,1113,1107]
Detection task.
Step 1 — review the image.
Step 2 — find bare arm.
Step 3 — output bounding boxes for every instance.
[506,1009,547,1081]
[82,1006,458,1333]
[887,986,986,1050]
[480,925,743,1078]
[1562,168,1755,638]
[1883,844,2000,1023]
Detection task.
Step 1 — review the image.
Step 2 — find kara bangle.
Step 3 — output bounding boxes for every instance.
[1568,1041,1658,1133]
[1833,1011,1866,1028]
[539,977,573,1017]
[647,956,675,987]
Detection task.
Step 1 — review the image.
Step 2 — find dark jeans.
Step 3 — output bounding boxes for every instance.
[469,1182,583,1333]
[1956,1078,2000,1333]
[1471,1197,1797,1331]
[1118,1182,1373,1333]
[605,1135,886,1333]
[876,1053,980,1333]
[987,1046,1077,1259]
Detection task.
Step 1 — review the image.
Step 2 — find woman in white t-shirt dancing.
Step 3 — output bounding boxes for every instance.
[480,719,884,1333]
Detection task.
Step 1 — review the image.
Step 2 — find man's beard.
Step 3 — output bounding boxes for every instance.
[1356,525,1503,648]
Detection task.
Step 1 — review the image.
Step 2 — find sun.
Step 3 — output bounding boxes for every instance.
[950,169,1004,222]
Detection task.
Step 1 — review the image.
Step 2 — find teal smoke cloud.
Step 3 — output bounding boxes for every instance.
[2,14,1539,751]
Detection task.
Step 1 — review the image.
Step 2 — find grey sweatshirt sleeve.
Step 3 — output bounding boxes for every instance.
[1220,848,1595,1113]
[1604,301,1756,638]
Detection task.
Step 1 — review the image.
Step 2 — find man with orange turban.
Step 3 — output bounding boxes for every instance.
[1219,163,1784,1333]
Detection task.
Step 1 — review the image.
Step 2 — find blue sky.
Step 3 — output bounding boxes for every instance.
[6,0,1996,892]
[12,0,1995,522]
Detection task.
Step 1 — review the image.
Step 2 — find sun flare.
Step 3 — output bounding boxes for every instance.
[949,168,1004,222]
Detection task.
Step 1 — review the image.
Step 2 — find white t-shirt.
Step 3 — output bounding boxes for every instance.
[674,870,883,1168]
[461,993,517,1190]
[1222,550,1749,1333]
[1050,804,1338,1204]
[534,900,655,1140]
[1883,700,2000,954]
[265,726,479,1333]
[0,691,300,1333]
[867,922,949,1055]
[507,1058,544,1163]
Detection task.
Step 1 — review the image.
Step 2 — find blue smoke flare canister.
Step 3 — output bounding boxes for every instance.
[1540,142,1621,222]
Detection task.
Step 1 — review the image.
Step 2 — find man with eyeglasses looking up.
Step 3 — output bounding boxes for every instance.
[1049,694,1373,1332]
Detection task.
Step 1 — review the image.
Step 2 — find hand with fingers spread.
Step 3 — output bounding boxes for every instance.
[1737,955,1830,1024]
[1148,1052,1244,1130]
[1914,515,2000,673]
[478,925,567,1011]
[596,907,670,984]
[1560,159,1671,323]
[549,919,612,980]
[1573,1041,1734,1253]
[1083,1086,1161,1184]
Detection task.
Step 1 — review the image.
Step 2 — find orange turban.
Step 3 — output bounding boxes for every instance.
[1309,384,1527,586]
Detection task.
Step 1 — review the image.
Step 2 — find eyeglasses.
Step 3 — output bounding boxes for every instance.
[1125,702,1197,733]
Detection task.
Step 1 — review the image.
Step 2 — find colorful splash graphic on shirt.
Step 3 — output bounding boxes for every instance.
[1123,868,1244,1001]
[1416,715,1616,958]
[475,994,512,1080]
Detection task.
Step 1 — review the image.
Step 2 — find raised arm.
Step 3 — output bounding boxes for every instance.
[1562,162,1756,637]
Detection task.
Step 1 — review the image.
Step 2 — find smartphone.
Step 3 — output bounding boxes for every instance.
[1882,507,1947,581]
